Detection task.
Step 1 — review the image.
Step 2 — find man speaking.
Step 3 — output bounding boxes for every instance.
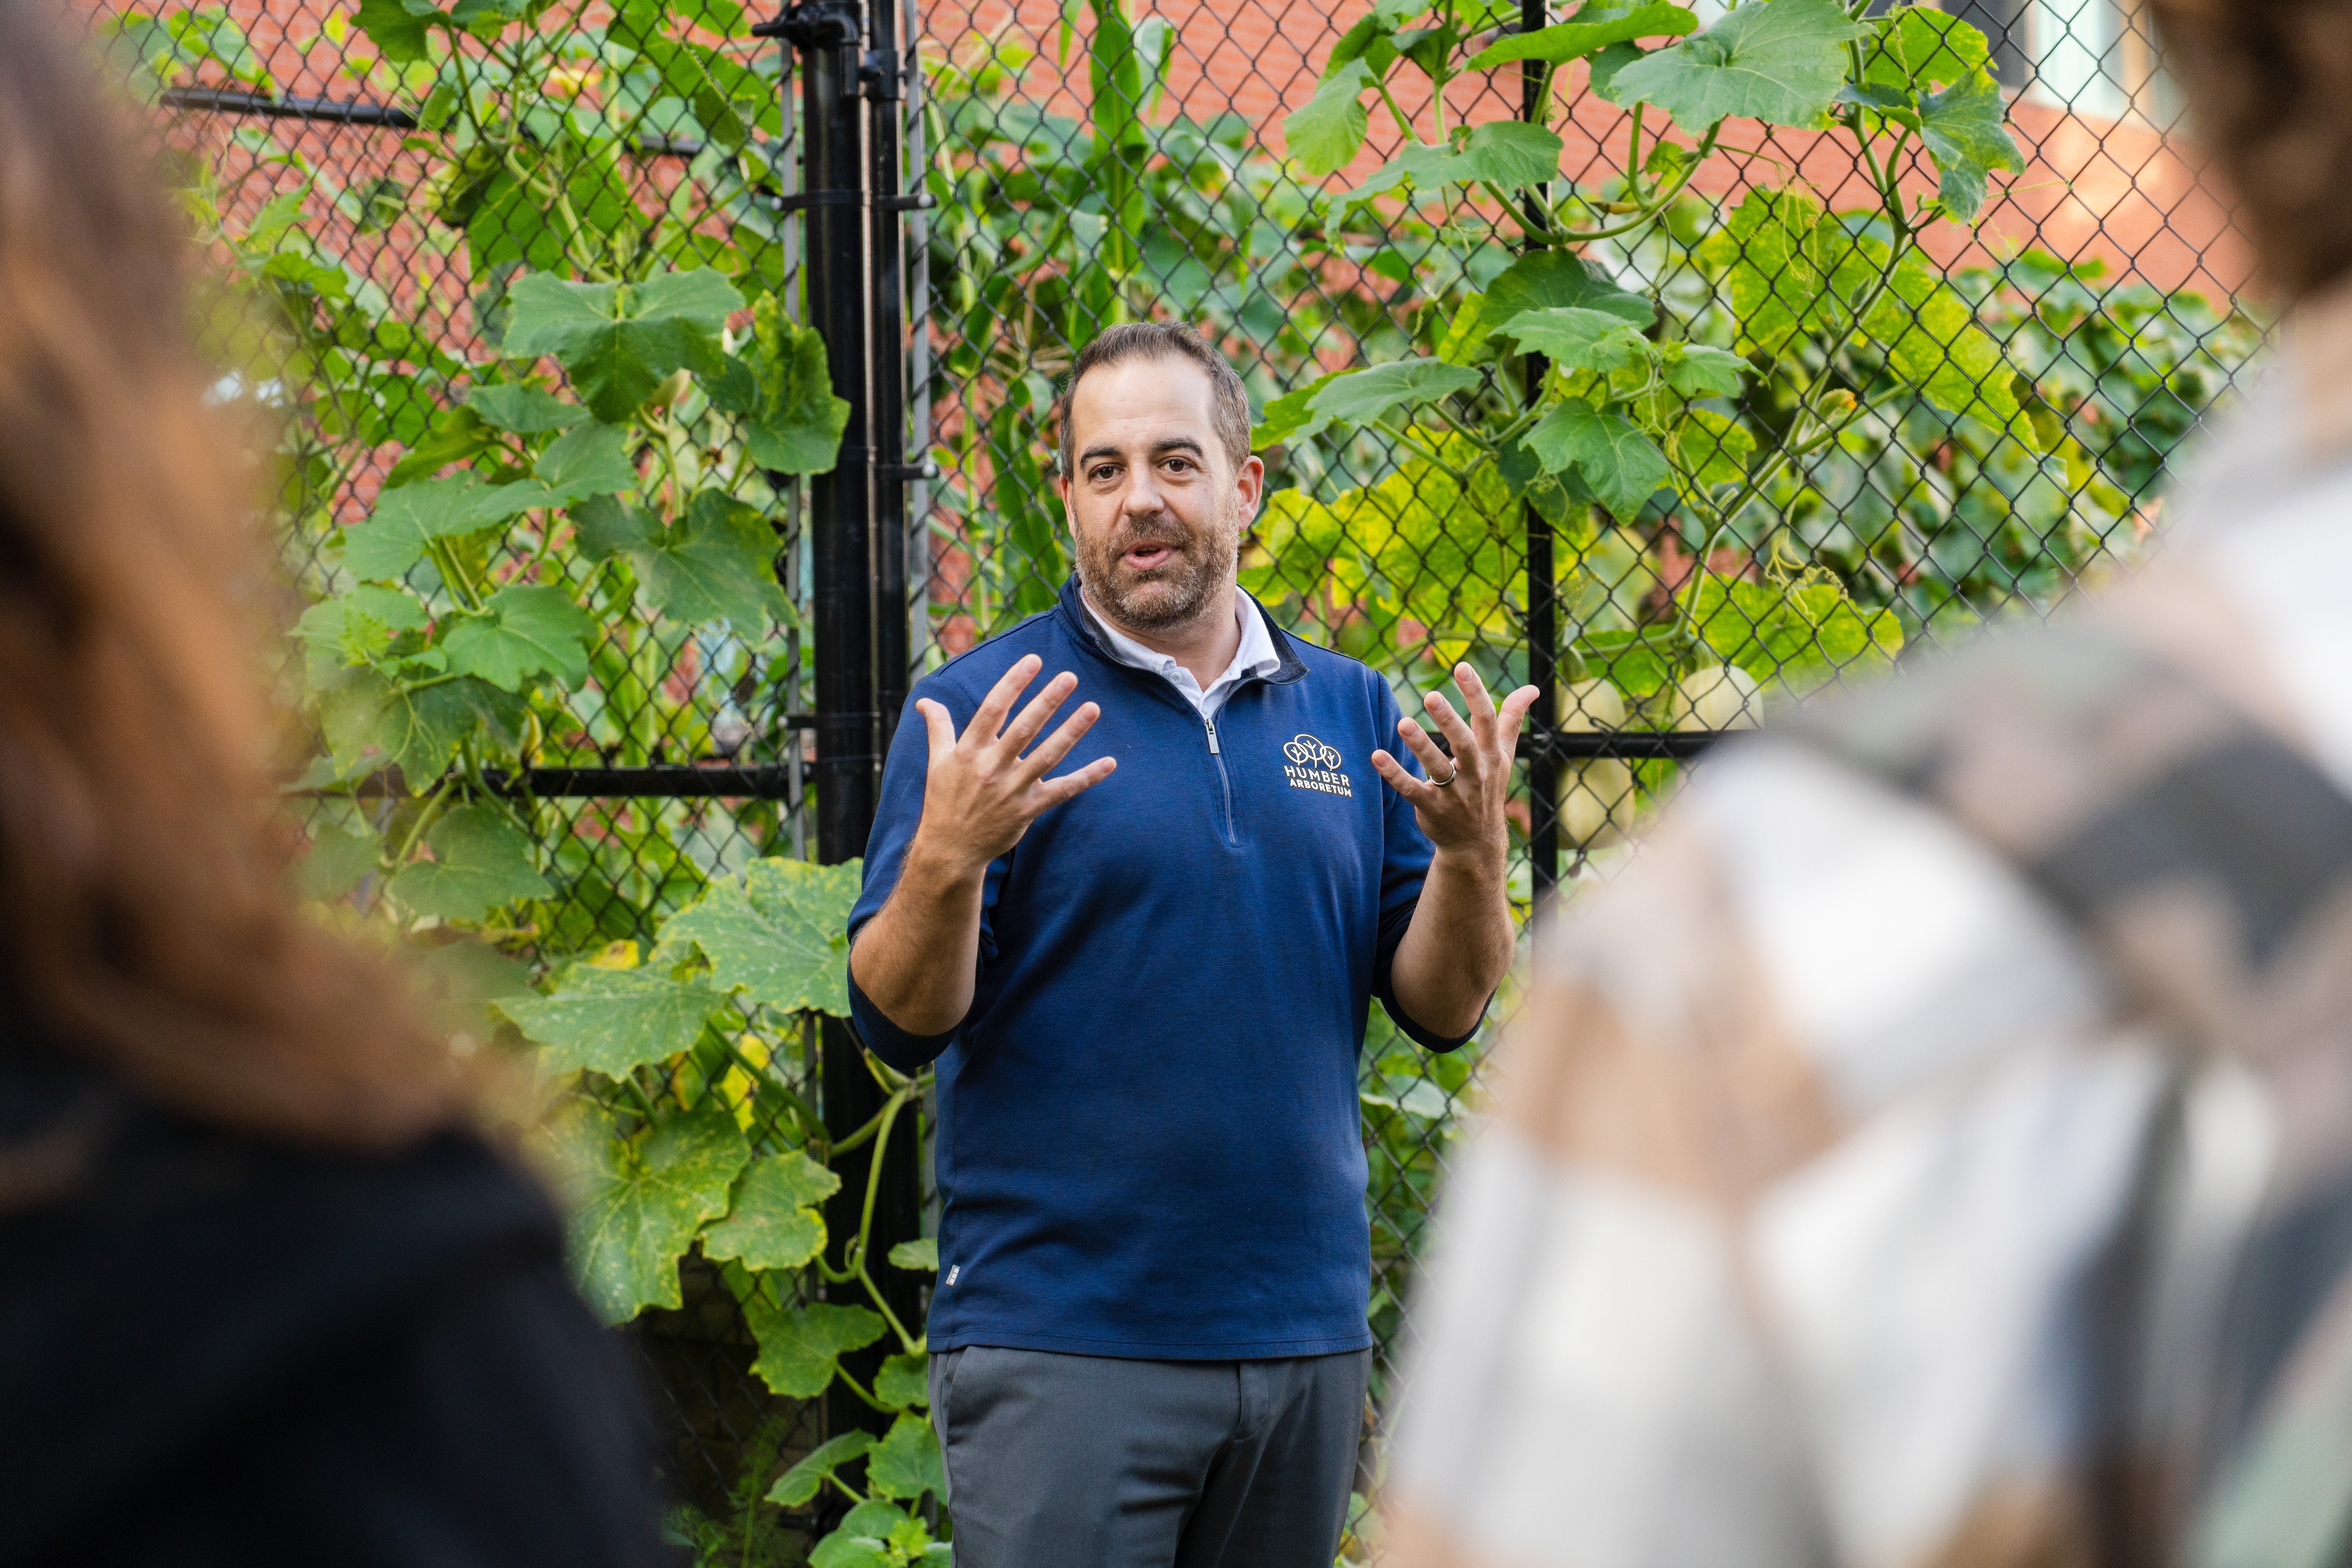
[847,322,1533,1568]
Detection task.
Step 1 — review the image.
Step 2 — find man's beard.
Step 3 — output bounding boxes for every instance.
[1073,505,1238,633]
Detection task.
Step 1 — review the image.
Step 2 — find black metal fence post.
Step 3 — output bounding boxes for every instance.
[772,0,923,1452]
[1521,0,1560,900]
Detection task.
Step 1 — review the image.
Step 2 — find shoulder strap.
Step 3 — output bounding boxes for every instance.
[1791,623,2352,1568]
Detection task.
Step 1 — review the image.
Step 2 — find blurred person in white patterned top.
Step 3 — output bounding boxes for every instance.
[1382,3,2352,1567]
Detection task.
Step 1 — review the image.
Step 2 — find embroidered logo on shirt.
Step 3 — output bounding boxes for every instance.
[1282,734,1353,797]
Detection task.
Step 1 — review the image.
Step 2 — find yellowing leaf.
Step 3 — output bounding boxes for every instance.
[497,966,728,1076]
[701,1153,838,1272]
[661,857,864,1015]
[1672,406,1756,490]
[550,1103,748,1323]
[744,1297,885,1397]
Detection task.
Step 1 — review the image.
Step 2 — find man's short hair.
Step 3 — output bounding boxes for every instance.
[1055,323,1252,477]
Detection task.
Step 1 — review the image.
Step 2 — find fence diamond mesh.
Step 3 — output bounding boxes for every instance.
[79,0,2261,1555]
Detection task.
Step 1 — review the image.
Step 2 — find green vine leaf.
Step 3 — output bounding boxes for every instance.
[387,804,552,921]
[497,966,730,1076]
[1863,3,1991,91]
[294,584,430,684]
[1467,3,1697,69]
[887,1236,939,1273]
[874,1352,931,1410]
[295,823,380,902]
[1918,70,2024,221]
[744,1297,886,1397]
[1524,402,1671,516]
[1250,370,1342,448]
[1482,250,1656,330]
[1489,306,1654,375]
[661,857,864,1015]
[1682,575,1903,684]
[382,404,501,489]
[809,1524,897,1568]
[501,269,743,422]
[1671,406,1757,489]
[1306,360,1482,429]
[568,494,656,560]
[316,666,490,781]
[866,1412,947,1502]
[1284,58,1375,177]
[1340,121,1565,204]
[466,382,590,434]
[1612,0,1869,130]
[341,474,536,581]
[554,1104,750,1323]
[1660,342,1752,397]
[702,1153,839,1272]
[767,1431,875,1508]
[1697,188,1826,355]
[351,0,439,63]
[440,584,595,691]
[525,419,638,498]
[705,295,850,474]
[1859,248,2020,425]
[637,491,793,628]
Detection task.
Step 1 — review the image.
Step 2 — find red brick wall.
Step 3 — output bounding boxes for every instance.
[929,0,2253,303]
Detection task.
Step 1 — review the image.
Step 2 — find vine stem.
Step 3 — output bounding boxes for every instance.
[1376,76,1420,149]
[384,775,454,875]
[427,535,488,612]
[1499,123,1721,248]
[847,1083,924,1354]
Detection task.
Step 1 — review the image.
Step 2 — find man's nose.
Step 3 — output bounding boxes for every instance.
[1121,466,1167,516]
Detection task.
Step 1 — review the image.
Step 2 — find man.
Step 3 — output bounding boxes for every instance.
[847,322,1535,1568]
[1381,4,2352,1567]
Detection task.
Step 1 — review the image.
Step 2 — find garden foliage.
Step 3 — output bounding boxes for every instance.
[108,0,2256,1558]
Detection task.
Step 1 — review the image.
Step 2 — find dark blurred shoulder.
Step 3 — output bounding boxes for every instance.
[0,1035,667,1567]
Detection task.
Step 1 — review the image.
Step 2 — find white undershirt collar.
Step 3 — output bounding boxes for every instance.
[1080,588,1282,722]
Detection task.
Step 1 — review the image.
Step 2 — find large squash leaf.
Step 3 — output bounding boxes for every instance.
[498,966,730,1077]
[701,1152,838,1272]
[553,1104,749,1323]
[662,857,864,1016]
[744,1296,885,1397]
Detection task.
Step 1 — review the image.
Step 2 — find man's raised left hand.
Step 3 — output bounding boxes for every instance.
[1369,663,1540,861]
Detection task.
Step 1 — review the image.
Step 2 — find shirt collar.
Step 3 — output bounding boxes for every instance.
[1081,589,1282,690]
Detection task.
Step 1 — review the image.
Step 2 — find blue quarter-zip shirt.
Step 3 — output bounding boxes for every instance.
[847,577,1475,1359]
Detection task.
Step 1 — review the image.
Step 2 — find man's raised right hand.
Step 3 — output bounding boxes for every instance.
[907,653,1116,880]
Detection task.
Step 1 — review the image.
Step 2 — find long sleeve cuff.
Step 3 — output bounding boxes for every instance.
[846,963,961,1072]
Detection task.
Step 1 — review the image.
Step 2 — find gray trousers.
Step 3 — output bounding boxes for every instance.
[927,1345,1370,1568]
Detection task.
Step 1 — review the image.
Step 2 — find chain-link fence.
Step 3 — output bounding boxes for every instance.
[82,0,2261,1554]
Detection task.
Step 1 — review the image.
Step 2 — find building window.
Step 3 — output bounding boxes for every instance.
[2029,0,2126,116]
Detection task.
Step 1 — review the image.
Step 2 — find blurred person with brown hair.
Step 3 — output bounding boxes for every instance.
[1382,4,2352,1568]
[0,1,665,1562]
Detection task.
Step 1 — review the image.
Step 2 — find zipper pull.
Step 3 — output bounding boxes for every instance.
[1204,717,1221,754]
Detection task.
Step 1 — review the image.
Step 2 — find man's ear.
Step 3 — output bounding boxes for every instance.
[1233,453,1265,524]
